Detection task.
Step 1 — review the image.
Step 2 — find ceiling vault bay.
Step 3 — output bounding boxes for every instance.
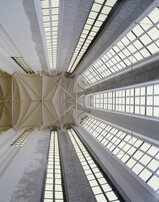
[0,71,86,131]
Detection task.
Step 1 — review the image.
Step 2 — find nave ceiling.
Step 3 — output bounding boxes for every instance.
[0,71,87,130]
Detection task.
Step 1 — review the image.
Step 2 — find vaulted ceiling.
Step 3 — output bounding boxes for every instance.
[0,71,87,130]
